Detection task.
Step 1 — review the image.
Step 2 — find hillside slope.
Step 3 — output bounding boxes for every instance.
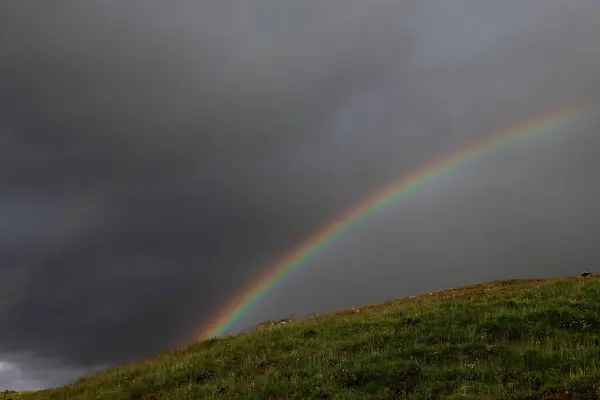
[3,275,600,399]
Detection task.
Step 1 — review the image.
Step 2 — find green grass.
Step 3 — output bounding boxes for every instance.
[4,275,600,399]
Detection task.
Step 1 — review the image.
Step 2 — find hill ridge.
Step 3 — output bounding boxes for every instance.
[3,274,600,399]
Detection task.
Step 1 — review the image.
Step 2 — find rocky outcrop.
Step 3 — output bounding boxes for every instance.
[254,318,294,331]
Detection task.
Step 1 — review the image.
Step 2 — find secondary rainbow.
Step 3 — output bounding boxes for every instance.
[198,105,592,340]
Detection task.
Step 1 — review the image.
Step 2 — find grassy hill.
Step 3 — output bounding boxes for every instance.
[3,275,600,399]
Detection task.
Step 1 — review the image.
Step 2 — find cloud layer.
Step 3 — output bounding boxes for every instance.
[1,0,599,389]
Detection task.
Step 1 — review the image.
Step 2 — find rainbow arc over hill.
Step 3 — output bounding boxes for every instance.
[198,105,593,340]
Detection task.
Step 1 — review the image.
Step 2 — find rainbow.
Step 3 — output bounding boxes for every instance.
[198,106,593,340]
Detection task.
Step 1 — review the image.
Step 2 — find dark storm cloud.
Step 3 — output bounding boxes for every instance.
[1,0,600,389]
[0,0,413,386]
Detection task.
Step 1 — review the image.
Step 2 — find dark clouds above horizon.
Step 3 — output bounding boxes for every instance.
[1,0,600,390]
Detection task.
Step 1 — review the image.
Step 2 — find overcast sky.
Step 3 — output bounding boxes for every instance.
[1,0,599,390]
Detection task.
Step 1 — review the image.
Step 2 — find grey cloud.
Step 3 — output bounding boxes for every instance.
[0,354,103,391]
[1,0,599,390]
